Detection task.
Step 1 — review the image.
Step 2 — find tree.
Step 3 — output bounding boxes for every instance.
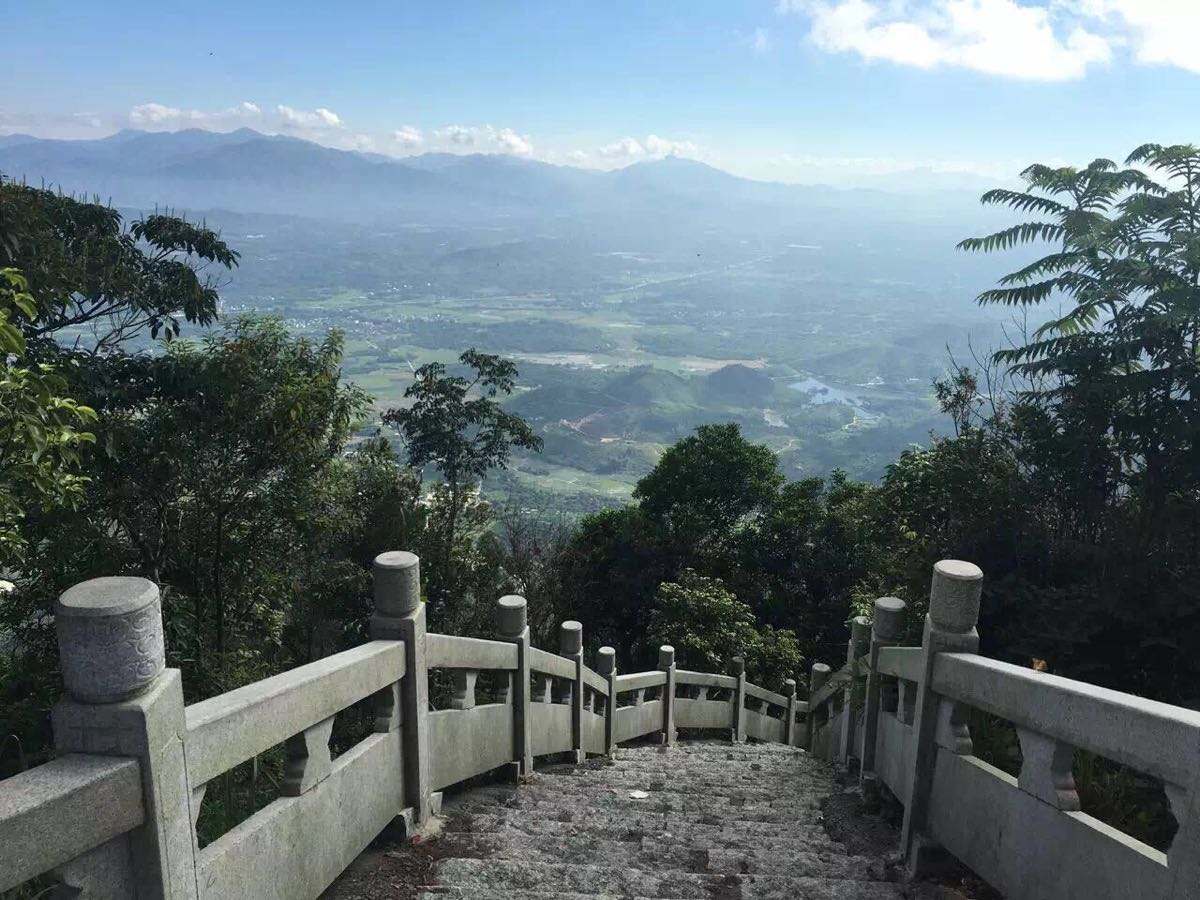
[0,267,96,568]
[0,178,237,354]
[646,569,802,688]
[383,349,542,607]
[633,422,783,549]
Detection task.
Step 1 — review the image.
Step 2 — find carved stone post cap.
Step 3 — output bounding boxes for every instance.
[929,559,983,634]
[783,678,797,698]
[497,595,527,636]
[658,645,675,669]
[373,551,421,616]
[873,597,906,641]
[55,577,165,704]
[730,656,745,676]
[596,646,617,675]
[810,662,831,693]
[560,620,583,655]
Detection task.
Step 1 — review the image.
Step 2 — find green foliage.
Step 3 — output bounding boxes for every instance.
[0,178,237,352]
[647,569,802,688]
[634,422,783,545]
[383,348,542,611]
[385,349,543,489]
[0,267,96,569]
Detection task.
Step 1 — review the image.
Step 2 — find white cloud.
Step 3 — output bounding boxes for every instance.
[432,124,534,155]
[645,134,699,157]
[496,127,533,155]
[276,105,342,129]
[129,101,262,128]
[752,26,772,53]
[781,0,1112,80]
[392,125,424,147]
[599,137,646,159]
[1079,0,1200,74]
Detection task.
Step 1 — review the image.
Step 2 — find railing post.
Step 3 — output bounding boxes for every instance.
[51,577,197,899]
[596,647,617,757]
[498,594,534,777]
[1168,762,1200,898]
[861,597,905,807]
[560,621,585,764]
[371,551,437,831]
[783,679,797,746]
[805,662,830,753]
[838,615,872,767]
[900,559,982,877]
[658,645,676,746]
[731,657,747,743]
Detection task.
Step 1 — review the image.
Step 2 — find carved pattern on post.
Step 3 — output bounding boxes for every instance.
[1015,728,1080,811]
[51,577,198,899]
[451,670,479,711]
[283,715,335,796]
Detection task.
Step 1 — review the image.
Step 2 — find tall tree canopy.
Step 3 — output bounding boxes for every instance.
[0,179,238,353]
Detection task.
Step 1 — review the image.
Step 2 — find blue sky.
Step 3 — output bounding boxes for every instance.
[4,1,1198,185]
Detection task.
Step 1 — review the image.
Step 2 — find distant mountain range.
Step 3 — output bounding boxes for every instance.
[0,128,986,229]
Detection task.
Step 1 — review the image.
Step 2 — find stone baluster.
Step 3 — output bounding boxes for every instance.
[838,616,872,767]
[695,685,709,701]
[1015,728,1079,811]
[282,716,336,796]
[498,594,534,778]
[731,657,747,743]
[805,662,831,753]
[659,645,677,747]
[450,670,479,711]
[596,647,617,757]
[783,679,798,747]
[371,551,437,830]
[533,672,554,704]
[900,559,983,877]
[861,597,905,806]
[51,576,198,898]
[561,621,586,763]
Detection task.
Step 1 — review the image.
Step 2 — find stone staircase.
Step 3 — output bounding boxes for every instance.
[415,740,910,899]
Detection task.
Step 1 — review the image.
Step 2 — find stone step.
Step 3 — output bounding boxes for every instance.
[431,831,888,880]
[441,810,843,851]
[466,776,829,806]
[421,858,906,899]
[453,792,821,823]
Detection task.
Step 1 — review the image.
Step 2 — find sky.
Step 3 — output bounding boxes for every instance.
[3,0,1199,186]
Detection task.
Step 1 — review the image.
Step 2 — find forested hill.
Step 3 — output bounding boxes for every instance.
[0,128,990,227]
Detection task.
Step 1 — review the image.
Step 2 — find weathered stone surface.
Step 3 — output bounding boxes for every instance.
[926,559,983,634]
[408,741,905,900]
[55,577,164,703]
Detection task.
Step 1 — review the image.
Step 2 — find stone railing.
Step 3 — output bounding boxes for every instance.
[808,560,1200,900]
[0,551,809,899]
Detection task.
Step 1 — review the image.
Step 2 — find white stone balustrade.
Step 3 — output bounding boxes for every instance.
[5,552,1197,900]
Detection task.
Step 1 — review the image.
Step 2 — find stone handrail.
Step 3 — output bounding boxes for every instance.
[0,755,143,893]
[809,565,1200,900]
[185,639,406,788]
[0,554,808,898]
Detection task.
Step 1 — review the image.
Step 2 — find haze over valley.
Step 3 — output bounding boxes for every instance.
[1,127,1016,511]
